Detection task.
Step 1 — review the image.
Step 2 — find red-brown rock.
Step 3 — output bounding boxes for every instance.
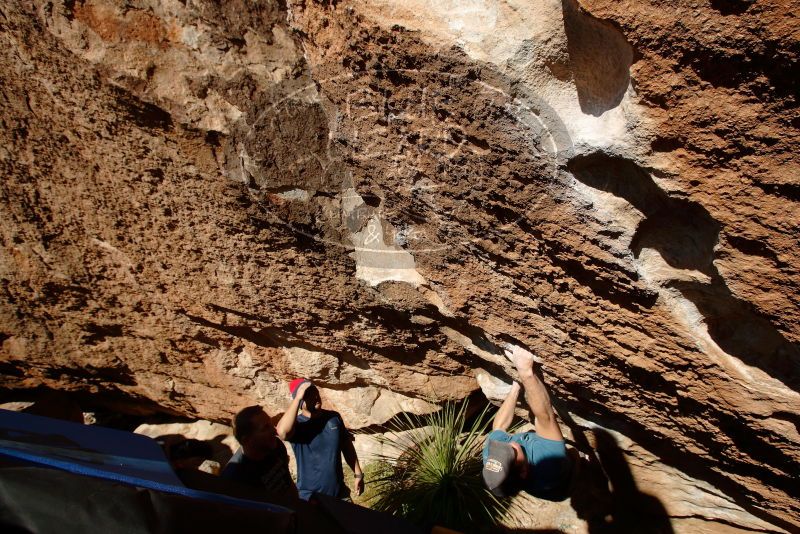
[0,1,797,531]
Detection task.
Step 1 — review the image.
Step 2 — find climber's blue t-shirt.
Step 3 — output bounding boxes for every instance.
[288,410,345,500]
[483,429,571,500]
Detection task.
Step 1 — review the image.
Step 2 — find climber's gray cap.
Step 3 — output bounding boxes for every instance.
[482,439,516,497]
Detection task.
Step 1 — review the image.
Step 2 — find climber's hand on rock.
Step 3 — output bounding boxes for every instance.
[505,346,535,377]
[354,475,364,496]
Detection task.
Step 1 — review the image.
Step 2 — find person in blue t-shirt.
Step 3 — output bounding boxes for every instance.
[482,345,572,501]
[276,378,364,501]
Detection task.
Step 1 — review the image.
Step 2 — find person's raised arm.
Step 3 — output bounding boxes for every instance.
[340,425,364,496]
[506,346,563,441]
[276,382,311,440]
[492,381,521,431]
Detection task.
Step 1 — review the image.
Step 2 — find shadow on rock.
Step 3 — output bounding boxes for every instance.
[568,426,673,534]
[567,152,800,395]
[561,0,634,116]
[157,432,234,470]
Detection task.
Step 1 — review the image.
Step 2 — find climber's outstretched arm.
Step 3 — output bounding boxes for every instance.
[492,381,521,431]
[506,347,564,441]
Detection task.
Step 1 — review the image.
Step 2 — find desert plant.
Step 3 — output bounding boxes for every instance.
[364,400,512,532]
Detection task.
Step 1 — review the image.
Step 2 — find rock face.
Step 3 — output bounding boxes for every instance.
[0,0,797,531]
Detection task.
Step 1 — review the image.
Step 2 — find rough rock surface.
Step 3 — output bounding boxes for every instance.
[0,0,798,531]
[134,420,239,465]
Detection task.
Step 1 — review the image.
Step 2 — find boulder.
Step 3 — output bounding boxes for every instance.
[1,0,797,531]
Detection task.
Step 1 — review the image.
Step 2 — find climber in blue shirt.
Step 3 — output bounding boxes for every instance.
[276,378,364,501]
[482,345,572,500]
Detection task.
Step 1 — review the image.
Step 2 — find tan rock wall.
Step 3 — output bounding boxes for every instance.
[0,0,797,531]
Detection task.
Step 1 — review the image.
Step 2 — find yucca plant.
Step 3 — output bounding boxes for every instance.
[364,400,512,532]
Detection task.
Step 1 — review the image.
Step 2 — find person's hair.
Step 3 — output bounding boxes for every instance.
[503,475,524,497]
[232,405,265,444]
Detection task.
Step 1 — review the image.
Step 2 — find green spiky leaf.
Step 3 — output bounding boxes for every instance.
[363,400,512,532]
